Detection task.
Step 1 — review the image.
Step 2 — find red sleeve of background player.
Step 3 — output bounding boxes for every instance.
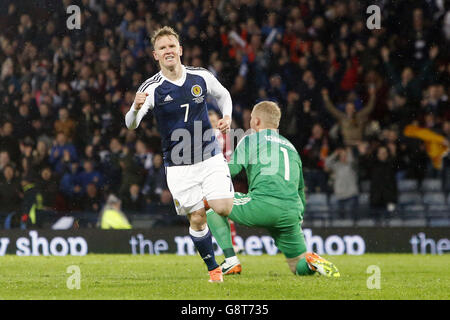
[223,132,232,162]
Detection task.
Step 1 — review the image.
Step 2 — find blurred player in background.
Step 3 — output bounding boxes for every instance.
[206,101,340,277]
[125,26,234,282]
[208,110,232,161]
[208,110,243,257]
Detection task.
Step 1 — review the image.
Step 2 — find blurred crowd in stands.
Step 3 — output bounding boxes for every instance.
[0,0,449,228]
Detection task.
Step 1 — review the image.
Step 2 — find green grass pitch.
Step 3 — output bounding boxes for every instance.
[0,254,448,300]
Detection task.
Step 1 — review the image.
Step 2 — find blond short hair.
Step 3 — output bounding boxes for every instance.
[252,101,282,128]
[151,26,180,48]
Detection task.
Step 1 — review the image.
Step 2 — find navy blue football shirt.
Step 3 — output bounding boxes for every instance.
[125,65,233,166]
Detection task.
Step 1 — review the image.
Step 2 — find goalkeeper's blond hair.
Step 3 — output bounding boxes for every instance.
[252,101,281,129]
[151,26,180,48]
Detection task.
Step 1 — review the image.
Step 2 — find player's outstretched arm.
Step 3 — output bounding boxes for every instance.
[125,92,150,129]
[321,88,344,120]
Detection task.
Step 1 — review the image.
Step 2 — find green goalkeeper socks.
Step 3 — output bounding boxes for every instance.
[206,209,236,258]
[296,257,315,276]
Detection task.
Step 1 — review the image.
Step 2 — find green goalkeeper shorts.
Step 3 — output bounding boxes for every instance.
[229,192,307,259]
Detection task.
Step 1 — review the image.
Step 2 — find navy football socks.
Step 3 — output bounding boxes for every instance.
[189,226,219,271]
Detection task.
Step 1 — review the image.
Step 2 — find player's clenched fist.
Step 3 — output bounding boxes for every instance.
[133,92,149,110]
[217,115,231,133]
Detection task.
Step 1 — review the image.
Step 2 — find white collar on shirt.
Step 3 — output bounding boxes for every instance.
[160,65,187,87]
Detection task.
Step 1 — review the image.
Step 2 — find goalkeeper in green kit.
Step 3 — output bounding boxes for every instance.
[205,101,340,277]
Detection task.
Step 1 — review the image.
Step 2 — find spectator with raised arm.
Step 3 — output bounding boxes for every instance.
[381,45,439,107]
[321,85,377,147]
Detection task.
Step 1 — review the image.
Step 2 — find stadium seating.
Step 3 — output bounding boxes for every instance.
[398,192,423,206]
[305,204,331,226]
[306,193,328,206]
[358,193,370,209]
[400,204,427,220]
[423,192,446,205]
[306,176,450,226]
[328,194,338,209]
[426,205,450,227]
[398,179,419,192]
[361,181,371,193]
[421,179,443,192]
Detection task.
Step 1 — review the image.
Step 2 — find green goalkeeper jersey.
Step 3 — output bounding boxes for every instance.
[228,129,306,214]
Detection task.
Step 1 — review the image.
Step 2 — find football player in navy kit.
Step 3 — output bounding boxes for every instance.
[125,26,239,282]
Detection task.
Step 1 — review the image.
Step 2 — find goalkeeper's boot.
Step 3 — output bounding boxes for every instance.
[208,266,223,283]
[305,252,340,278]
[220,258,242,275]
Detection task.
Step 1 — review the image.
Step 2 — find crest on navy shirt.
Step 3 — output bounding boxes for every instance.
[191,84,202,97]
